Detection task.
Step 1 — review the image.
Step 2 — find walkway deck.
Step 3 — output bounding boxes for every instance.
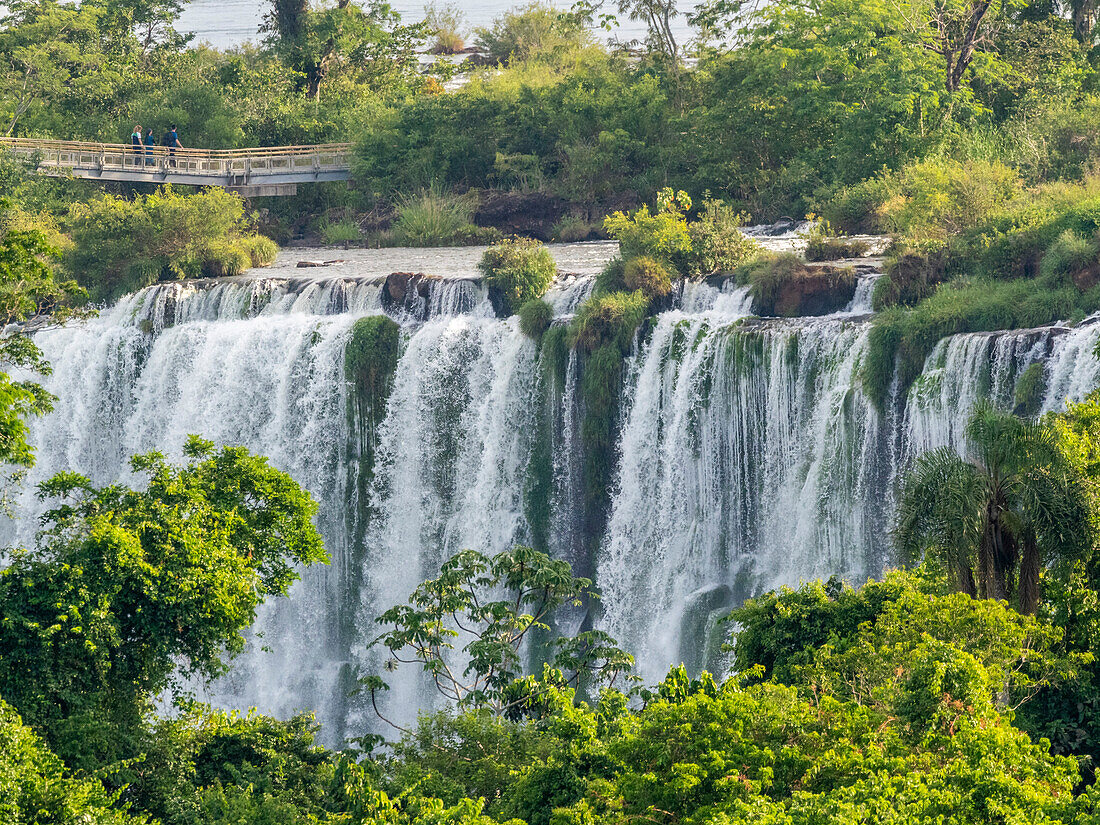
[0,138,353,196]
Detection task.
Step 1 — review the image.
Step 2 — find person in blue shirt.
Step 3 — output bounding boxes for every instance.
[164,125,181,167]
[144,128,156,166]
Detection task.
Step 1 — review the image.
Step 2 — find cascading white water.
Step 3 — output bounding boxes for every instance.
[7,242,1100,741]
[599,311,883,681]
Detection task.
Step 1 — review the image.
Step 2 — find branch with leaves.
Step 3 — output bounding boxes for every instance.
[365,546,635,727]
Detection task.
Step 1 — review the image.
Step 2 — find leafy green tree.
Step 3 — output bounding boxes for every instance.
[263,0,427,100]
[0,436,327,769]
[0,698,144,824]
[368,546,634,722]
[895,403,1091,612]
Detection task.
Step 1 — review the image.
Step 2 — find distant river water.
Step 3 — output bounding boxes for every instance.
[177,0,698,50]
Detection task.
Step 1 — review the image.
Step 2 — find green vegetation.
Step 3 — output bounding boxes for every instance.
[517,298,553,341]
[390,186,494,247]
[67,187,276,301]
[478,237,557,315]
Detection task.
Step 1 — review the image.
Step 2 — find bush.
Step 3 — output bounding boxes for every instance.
[319,217,362,247]
[478,237,557,315]
[682,199,761,278]
[603,190,692,264]
[1039,229,1097,283]
[239,234,278,268]
[474,1,592,64]
[66,187,272,300]
[821,177,892,234]
[622,255,672,299]
[878,158,1023,238]
[392,186,481,247]
[201,239,252,278]
[425,1,466,54]
[570,290,649,353]
[518,298,553,340]
[552,213,599,242]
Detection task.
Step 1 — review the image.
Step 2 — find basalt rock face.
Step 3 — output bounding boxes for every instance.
[755,263,858,317]
[381,272,440,317]
[474,191,570,241]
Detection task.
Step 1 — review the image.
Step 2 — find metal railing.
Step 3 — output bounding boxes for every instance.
[0,137,353,181]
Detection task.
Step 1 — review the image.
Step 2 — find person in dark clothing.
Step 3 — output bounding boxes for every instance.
[131,125,142,161]
[144,128,156,166]
[164,125,181,167]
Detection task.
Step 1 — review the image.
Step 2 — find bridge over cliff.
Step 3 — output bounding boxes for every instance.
[0,138,352,196]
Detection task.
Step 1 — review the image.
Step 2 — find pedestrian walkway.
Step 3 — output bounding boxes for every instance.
[0,138,353,196]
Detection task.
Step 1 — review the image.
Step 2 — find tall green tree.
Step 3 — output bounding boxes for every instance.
[0,436,327,769]
[895,403,1092,613]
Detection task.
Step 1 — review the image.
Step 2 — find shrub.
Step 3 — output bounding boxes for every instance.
[392,186,480,247]
[319,217,362,247]
[570,290,649,353]
[474,1,592,64]
[623,255,672,299]
[552,213,599,242]
[201,239,252,278]
[1039,229,1097,283]
[65,187,272,300]
[603,189,692,265]
[425,1,466,54]
[682,199,761,278]
[822,177,892,234]
[594,256,626,296]
[478,237,557,315]
[878,158,1023,238]
[239,234,278,268]
[518,298,554,341]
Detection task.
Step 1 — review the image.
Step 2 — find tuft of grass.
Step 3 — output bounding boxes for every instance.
[1014,362,1047,417]
[623,255,672,299]
[201,239,252,277]
[1039,229,1097,283]
[570,290,649,353]
[239,234,278,268]
[425,1,466,54]
[552,213,599,242]
[392,185,478,247]
[320,217,362,247]
[518,298,554,341]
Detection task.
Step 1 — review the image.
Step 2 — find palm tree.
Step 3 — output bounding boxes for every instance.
[895,403,1091,614]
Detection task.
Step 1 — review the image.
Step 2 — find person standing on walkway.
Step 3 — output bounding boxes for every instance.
[165,124,181,167]
[131,125,142,162]
[144,128,156,166]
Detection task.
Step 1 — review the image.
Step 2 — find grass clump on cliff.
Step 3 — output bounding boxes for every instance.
[66,186,276,301]
[518,298,553,341]
[570,290,649,353]
[391,186,496,247]
[479,236,557,315]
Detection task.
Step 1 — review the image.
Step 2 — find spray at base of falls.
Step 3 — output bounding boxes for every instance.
[6,249,1100,741]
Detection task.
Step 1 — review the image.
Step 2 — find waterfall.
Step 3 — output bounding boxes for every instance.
[6,245,1100,741]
